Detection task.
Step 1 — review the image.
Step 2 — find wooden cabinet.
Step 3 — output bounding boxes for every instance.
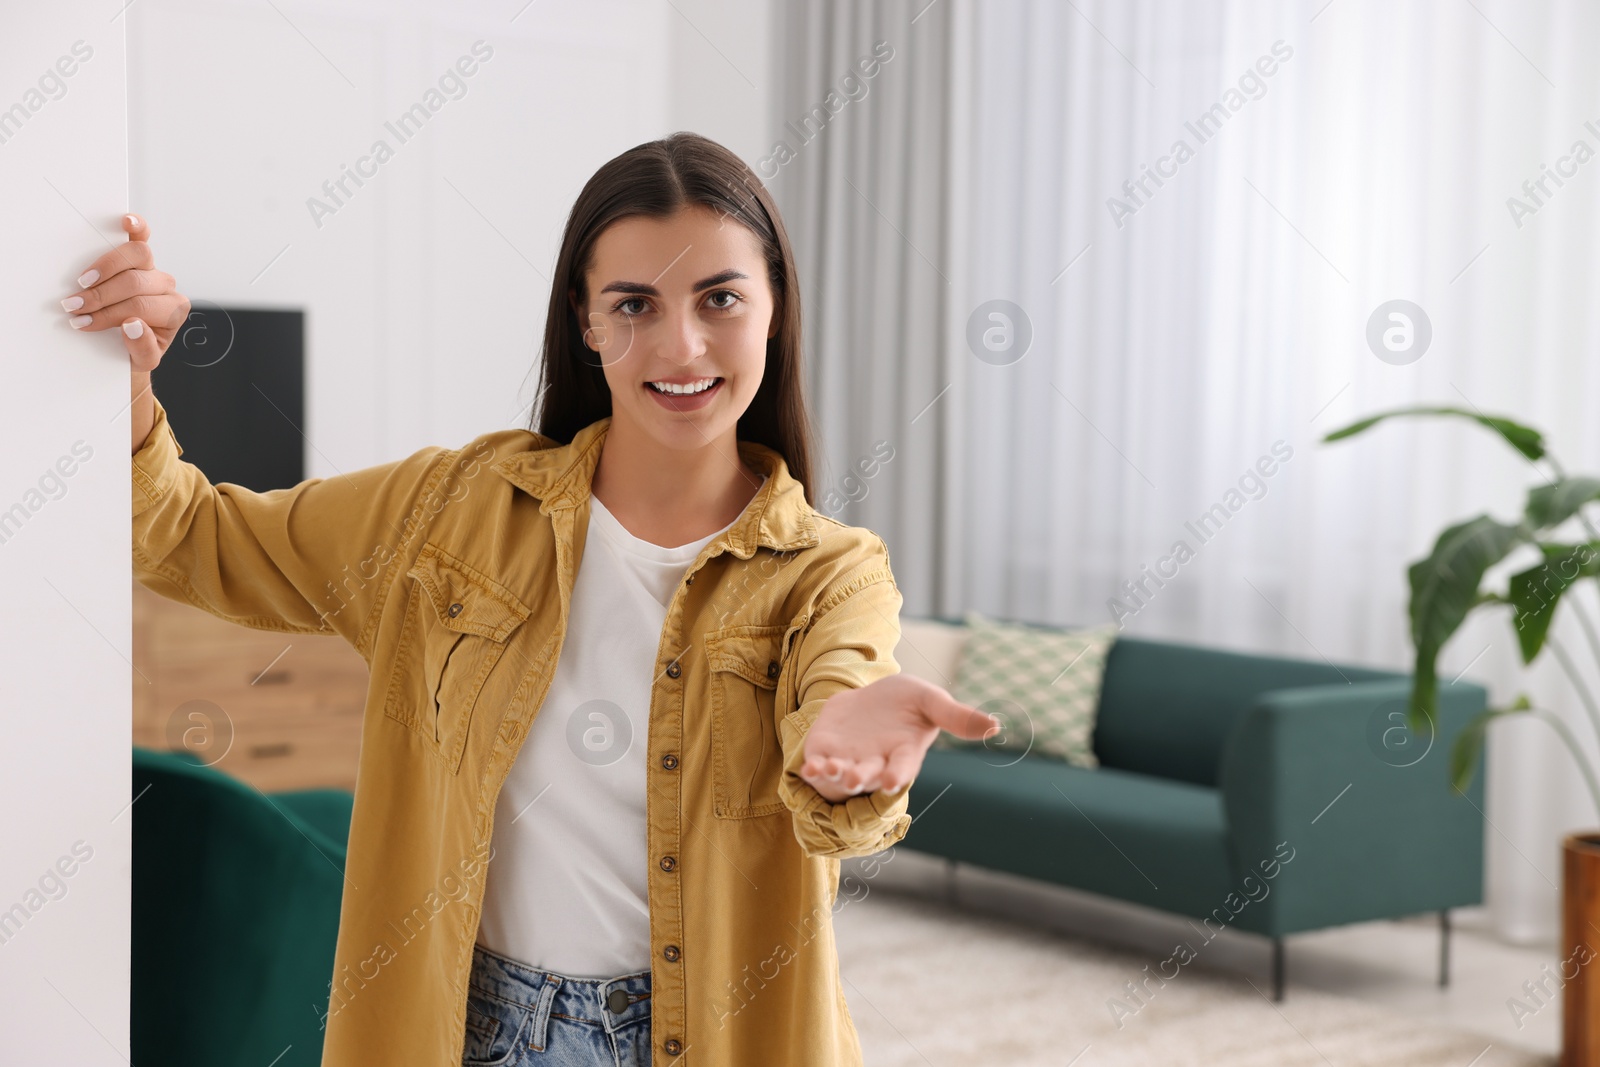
[132,581,370,793]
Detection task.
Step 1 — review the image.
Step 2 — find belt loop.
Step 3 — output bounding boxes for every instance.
[527,972,561,1052]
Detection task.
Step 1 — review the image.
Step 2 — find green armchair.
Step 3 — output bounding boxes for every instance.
[132,747,352,1066]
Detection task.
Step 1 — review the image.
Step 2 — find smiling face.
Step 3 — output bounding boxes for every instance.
[572,204,779,453]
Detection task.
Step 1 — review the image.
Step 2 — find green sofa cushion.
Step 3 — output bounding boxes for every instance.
[903,747,1236,921]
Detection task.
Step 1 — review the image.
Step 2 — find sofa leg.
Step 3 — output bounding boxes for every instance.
[1272,938,1285,1002]
[1439,909,1451,988]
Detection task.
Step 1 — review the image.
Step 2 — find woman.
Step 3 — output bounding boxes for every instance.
[81,132,998,1067]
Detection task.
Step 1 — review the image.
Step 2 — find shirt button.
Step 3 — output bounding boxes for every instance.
[766,660,780,680]
[660,855,677,872]
[663,944,681,962]
[661,753,679,770]
[448,602,464,618]
[665,1039,683,1055]
[665,661,681,679]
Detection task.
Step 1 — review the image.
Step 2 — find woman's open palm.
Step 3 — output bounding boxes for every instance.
[798,673,1001,801]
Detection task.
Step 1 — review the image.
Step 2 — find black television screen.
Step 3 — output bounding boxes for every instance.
[150,306,304,493]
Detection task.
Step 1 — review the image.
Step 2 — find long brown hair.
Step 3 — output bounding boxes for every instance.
[530,131,816,504]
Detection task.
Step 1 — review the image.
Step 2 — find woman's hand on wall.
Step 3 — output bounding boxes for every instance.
[798,674,1000,802]
[61,213,192,452]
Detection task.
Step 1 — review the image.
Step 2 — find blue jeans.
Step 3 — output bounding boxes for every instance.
[462,943,652,1067]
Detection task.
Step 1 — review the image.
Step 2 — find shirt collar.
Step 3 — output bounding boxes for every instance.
[489,415,820,558]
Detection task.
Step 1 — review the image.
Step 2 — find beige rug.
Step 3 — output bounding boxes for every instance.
[834,891,1553,1067]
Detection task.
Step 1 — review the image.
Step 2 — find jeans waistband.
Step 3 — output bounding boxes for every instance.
[468,943,652,1052]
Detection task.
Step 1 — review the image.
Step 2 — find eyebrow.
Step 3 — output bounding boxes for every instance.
[598,268,749,297]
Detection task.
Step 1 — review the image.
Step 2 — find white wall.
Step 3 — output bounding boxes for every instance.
[0,6,130,1063]
[666,0,774,166]
[126,0,772,474]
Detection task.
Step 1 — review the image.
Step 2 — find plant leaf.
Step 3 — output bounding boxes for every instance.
[1408,516,1526,729]
[1450,698,1532,794]
[1526,477,1600,529]
[1322,406,1546,461]
[1507,542,1600,662]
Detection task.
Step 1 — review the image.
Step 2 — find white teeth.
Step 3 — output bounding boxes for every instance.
[648,377,718,395]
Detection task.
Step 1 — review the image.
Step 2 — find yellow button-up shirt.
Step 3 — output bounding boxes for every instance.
[132,395,914,1065]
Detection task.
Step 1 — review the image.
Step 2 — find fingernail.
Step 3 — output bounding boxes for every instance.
[61,296,84,312]
[78,269,99,287]
[125,214,139,227]
[69,314,92,329]
[122,319,145,339]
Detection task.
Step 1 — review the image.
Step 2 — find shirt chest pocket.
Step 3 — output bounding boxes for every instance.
[705,623,791,819]
[383,543,530,774]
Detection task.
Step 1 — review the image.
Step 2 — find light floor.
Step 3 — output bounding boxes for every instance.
[839,848,1559,1060]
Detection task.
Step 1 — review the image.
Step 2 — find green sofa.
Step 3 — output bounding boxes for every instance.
[894,618,1488,999]
[132,747,352,1067]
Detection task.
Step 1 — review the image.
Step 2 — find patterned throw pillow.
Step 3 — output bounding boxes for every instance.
[933,612,1118,767]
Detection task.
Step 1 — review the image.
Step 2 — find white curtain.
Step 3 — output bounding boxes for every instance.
[772,0,1600,944]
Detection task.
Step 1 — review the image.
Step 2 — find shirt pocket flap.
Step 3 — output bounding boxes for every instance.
[406,543,530,642]
[705,625,786,689]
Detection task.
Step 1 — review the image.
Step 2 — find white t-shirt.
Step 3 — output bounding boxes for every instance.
[474,480,762,979]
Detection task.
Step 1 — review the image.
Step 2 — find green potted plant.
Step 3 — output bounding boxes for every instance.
[1325,406,1600,1065]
